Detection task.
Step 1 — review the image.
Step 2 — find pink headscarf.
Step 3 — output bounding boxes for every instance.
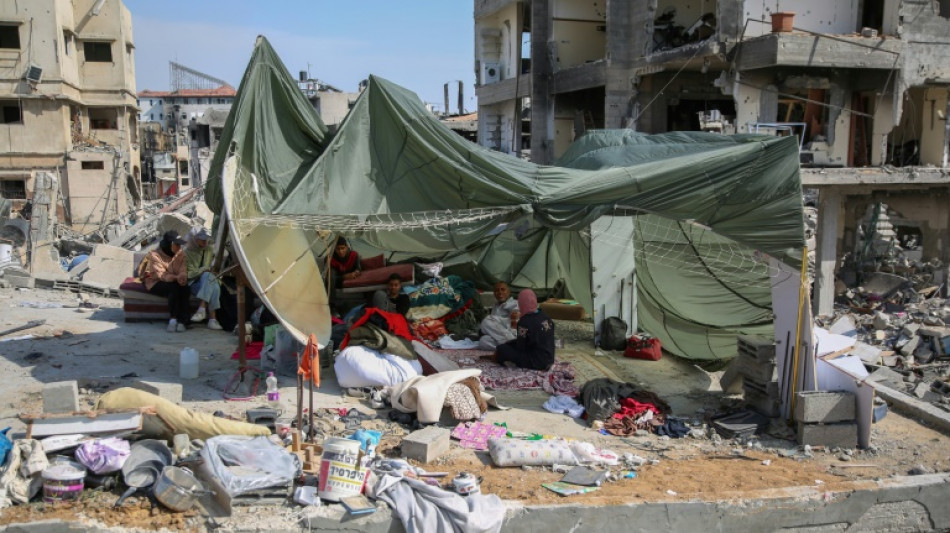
[517,289,538,315]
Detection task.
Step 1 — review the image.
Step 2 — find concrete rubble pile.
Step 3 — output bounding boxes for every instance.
[0,189,213,296]
[816,203,950,415]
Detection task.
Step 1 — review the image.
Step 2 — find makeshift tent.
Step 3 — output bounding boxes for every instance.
[206,36,805,362]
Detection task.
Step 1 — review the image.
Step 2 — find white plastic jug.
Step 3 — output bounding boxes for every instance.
[179,347,199,379]
[0,244,12,263]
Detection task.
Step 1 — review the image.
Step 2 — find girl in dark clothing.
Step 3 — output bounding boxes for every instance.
[494,289,556,371]
[330,237,361,288]
[144,231,191,332]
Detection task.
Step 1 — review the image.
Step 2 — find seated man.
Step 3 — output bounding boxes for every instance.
[330,237,361,288]
[493,289,556,371]
[185,227,223,330]
[372,273,410,316]
[478,281,519,350]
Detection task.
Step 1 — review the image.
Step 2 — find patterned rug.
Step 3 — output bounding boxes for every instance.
[433,347,627,398]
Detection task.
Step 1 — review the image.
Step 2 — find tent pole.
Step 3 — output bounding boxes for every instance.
[788,246,809,418]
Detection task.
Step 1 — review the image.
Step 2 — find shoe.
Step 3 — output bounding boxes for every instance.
[175,323,186,332]
[207,318,223,330]
[191,308,207,322]
[166,320,177,333]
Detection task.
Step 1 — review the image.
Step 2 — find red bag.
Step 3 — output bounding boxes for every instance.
[623,335,662,361]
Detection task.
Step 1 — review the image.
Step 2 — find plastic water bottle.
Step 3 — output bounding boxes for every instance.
[265,372,279,407]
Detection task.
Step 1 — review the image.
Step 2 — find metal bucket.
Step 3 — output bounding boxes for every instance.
[153,466,210,512]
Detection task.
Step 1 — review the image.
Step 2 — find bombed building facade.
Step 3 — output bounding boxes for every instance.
[474,0,950,315]
[0,0,140,237]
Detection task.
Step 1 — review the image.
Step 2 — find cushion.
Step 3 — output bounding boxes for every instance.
[361,254,386,271]
[488,438,576,467]
[119,277,147,294]
[342,263,413,289]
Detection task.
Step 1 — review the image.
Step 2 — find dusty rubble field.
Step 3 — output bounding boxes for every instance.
[0,286,948,530]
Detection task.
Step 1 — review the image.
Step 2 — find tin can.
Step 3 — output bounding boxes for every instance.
[451,472,480,496]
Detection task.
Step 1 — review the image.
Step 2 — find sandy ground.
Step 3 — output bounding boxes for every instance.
[0,286,948,530]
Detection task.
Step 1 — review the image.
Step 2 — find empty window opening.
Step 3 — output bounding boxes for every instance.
[62,30,72,55]
[0,25,20,49]
[0,179,26,199]
[83,41,113,62]
[81,161,105,170]
[88,108,118,129]
[0,100,22,124]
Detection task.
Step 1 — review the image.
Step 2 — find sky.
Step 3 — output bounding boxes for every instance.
[124,0,476,113]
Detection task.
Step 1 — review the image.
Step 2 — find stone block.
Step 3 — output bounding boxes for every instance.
[131,380,183,403]
[43,381,79,414]
[793,391,855,423]
[401,426,450,464]
[4,268,35,289]
[796,421,858,448]
[719,363,744,395]
[733,353,777,384]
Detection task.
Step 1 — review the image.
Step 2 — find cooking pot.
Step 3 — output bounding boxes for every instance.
[153,466,213,512]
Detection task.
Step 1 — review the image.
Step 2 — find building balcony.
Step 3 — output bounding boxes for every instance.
[732,33,904,71]
[801,166,950,189]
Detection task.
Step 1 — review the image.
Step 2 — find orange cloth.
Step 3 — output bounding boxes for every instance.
[297,334,321,388]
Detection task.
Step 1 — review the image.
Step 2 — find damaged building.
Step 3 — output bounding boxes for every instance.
[0,0,141,238]
[474,0,950,316]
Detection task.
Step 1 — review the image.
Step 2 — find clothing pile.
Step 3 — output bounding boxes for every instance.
[579,378,684,437]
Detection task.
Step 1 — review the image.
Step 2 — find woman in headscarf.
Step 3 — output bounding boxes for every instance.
[492,289,556,371]
[185,227,223,330]
[144,231,191,332]
[330,236,361,288]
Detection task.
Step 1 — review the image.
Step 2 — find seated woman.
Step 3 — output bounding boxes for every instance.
[144,231,191,332]
[330,237,361,288]
[493,289,556,371]
[372,273,410,316]
[185,227,223,330]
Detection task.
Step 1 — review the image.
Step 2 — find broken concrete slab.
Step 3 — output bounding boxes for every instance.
[157,212,193,238]
[30,241,69,281]
[81,244,135,288]
[719,363,744,395]
[42,381,79,414]
[401,426,450,464]
[828,315,857,337]
[862,272,908,299]
[851,342,884,365]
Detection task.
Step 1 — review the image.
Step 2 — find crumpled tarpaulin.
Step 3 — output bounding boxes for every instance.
[373,473,504,533]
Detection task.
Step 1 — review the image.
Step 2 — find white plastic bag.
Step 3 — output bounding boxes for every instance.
[201,436,300,496]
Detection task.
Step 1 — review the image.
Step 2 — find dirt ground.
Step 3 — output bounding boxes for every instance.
[0,286,948,530]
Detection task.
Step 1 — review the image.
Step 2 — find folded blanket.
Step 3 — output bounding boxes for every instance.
[348,323,417,360]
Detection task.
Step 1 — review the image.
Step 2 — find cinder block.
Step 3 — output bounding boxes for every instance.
[43,381,79,414]
[737,335,776,362]
[401,426,450,464]
[734,353,778,384]
[743,378,780,399]
[797,421,858,448]
[793,391,855,423]
[744,387,781,418]
[131,380,183,403]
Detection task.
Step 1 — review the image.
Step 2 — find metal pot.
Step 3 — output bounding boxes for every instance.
[152,466,212,512]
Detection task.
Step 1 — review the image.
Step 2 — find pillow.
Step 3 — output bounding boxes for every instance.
[361,254,386,271]
[488,438,576,467]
